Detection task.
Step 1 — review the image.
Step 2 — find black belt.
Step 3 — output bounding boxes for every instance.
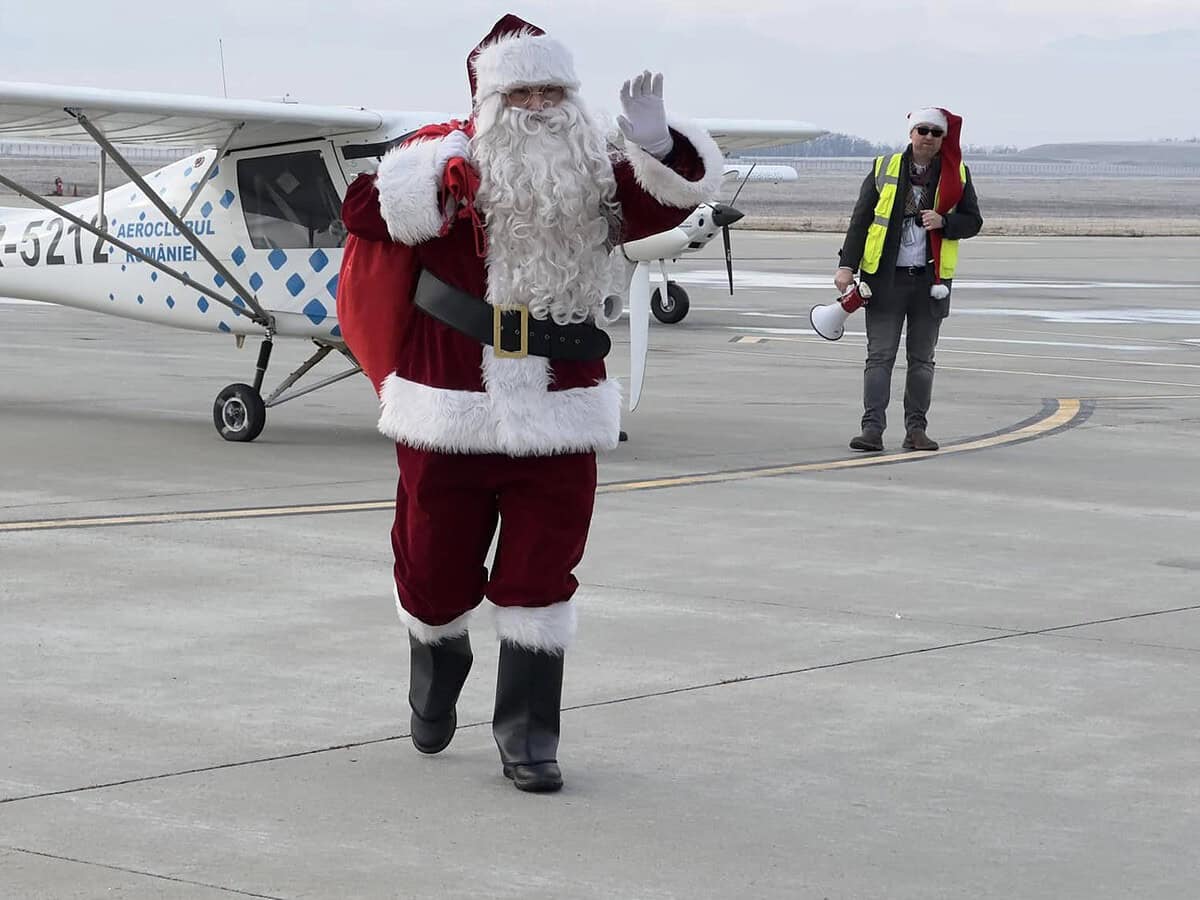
[896,265,927,275]
[413,269,611,361]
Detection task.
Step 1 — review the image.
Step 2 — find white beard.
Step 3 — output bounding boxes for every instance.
[471,97,620,326]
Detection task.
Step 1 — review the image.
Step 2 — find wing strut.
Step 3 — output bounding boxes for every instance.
[97,154,107,231]
[180,123,242,219]
[68,109,273,330]
[0,172,268,327]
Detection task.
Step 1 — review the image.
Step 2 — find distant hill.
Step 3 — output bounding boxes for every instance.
[1013,142,1200,166]
[742,133,1200,166]
[740,133,898,158]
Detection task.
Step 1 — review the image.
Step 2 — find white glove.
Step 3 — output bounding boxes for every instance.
[433,130,470,173]
[617,71,673,159]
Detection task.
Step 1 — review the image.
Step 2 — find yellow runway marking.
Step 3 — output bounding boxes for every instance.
[600,399,1082,494]
[0,501,396,533]
[0,399,1085,534]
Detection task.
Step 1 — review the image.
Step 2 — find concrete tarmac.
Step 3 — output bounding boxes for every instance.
[2,233,1199,899]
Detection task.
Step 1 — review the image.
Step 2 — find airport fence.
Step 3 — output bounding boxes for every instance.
[0,141,193,164]
[739,156,1200,178]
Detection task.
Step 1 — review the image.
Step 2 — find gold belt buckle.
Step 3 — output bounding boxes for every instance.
[492,304,529,359]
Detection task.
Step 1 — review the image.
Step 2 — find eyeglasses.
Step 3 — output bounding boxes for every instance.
[505,85,566,106]
[914,126,944,137]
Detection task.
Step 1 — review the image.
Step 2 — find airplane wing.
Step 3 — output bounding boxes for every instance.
[0,83,823,155]
[697,119,826,155]
[0,81,387,149]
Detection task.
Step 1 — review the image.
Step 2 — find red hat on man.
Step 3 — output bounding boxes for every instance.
[909,106,964,299]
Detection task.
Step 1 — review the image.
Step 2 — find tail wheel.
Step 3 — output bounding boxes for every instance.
[213,383,266,442]
[651,281,690,324]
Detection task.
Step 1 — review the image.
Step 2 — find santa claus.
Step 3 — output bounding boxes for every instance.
[338,13,722,792]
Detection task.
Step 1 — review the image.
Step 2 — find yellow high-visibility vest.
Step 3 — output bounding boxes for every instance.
[860,153,967,277]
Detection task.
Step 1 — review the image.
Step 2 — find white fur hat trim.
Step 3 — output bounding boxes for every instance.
[908,107,948,132]
[472,32,580,101]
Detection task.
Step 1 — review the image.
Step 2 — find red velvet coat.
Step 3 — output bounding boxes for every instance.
[338,118,723,456]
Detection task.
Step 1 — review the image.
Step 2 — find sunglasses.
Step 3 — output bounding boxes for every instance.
[505,85,566,106]
[914,126,945,137]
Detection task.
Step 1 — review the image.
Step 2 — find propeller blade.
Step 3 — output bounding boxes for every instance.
[628,261,651,412]
[722,225,734,295]
[729,162,755,207]
[713,203,742,295]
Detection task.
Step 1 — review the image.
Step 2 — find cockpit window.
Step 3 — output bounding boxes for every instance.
[237,150,345,250]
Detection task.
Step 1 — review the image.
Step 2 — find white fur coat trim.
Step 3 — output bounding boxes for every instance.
[623,117,725,210]
[375,137,448,246]
[394,584,472,644]
[492,601,577,654]
[472,32,580,101]
[377,359,622,456]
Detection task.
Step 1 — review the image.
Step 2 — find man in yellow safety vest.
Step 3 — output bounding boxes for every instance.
[834,107,983,452]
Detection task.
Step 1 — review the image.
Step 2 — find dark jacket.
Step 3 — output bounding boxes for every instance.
[838,146,983,311]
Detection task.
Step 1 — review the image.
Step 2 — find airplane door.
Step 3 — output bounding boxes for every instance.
[232,141,349,252]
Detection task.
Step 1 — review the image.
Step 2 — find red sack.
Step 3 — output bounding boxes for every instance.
[336,234,419,395]
[335,122,479,395]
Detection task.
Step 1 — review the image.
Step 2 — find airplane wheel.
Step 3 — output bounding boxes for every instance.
[213,383,266,442]
[651,282,690,324]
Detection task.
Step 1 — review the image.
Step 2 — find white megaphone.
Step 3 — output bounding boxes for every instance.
[809,281,872,341]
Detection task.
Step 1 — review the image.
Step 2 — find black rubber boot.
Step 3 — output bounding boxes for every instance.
[492,641,565,793]
[409,632,473,755]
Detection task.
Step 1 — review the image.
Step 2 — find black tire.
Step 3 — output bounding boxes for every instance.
[213,383,266,442]
[651,282,690,324]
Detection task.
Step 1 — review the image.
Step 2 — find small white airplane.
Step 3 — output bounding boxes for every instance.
[623,161,797,325]
[0,81,822,441]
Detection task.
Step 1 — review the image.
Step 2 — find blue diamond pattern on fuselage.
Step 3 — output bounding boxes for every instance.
[303,299,328,324]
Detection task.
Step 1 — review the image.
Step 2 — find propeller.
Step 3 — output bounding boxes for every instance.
[711,203,744,295]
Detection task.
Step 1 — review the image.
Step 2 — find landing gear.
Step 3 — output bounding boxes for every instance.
[214,333,273,443]
[213,383,267,442]
[210,335,362,442]
[651,281,690,324]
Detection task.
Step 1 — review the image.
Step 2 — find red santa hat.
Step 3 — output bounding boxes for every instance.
[908,106,964,299]
[468,14,580,105]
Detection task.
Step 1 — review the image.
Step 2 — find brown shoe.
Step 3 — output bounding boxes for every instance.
[849,430,884,452]
[902,429,939,451]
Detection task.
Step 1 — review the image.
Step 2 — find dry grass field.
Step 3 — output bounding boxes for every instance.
[4,154,1199,235]
[729,169,1200,235]
[0,157,161,204]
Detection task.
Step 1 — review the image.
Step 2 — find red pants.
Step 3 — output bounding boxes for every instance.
[391,445,598,628]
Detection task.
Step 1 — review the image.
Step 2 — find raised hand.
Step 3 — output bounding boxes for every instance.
[617,71,672,158]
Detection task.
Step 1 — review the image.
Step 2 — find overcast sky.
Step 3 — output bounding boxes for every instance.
[2,1,1197,147]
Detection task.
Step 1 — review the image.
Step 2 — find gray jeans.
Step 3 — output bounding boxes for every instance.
[861,270,942,433]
